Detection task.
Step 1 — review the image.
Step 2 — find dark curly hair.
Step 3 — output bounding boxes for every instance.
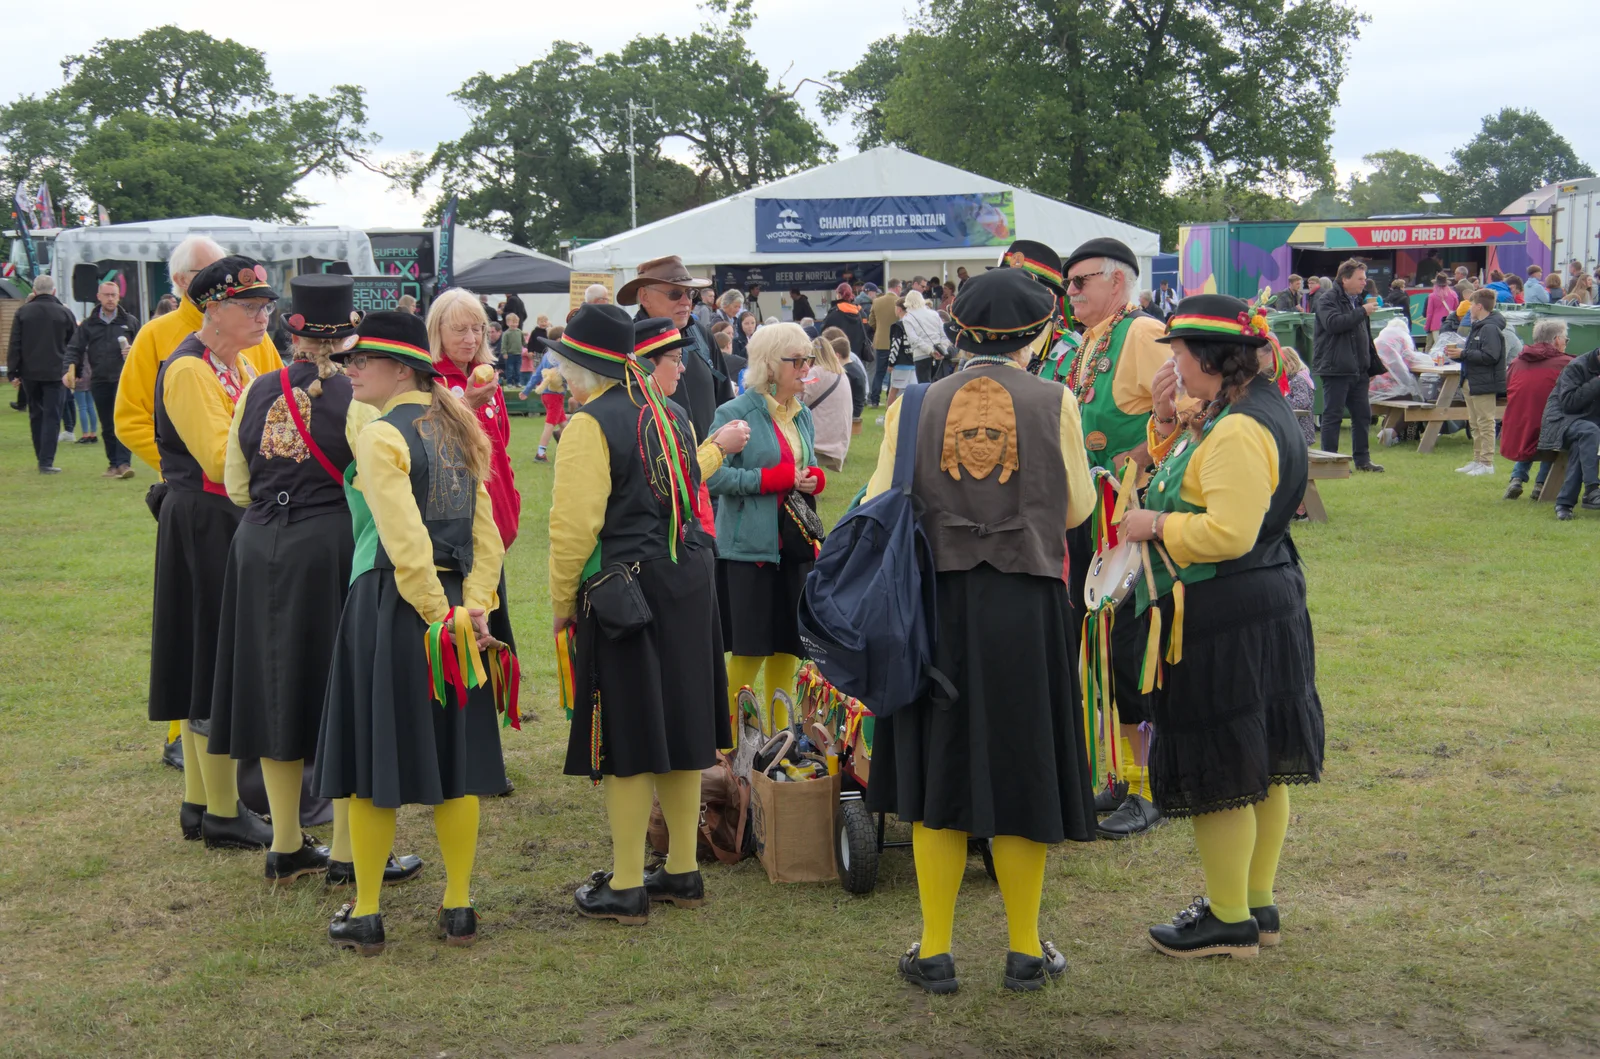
[1182,338,1261,426]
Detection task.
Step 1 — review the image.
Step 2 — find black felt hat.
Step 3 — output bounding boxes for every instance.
[333,310,441,376]
[190,255,279,306]
[1063,237,1140,278]
[633,316,692,360]
[992,239,1065,295]
[1156,294,1270,347]
[283,274,361,338]
[946,267,1057,354]
[539,303,636,380]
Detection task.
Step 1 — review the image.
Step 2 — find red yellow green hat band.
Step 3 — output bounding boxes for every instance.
[350,336,433,369]
[634,329,683,358]
[1019,257,1063,286]
[1164,313,1253,336]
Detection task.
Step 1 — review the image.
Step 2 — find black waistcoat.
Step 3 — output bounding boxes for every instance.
[153,335,230,495]
[1216,374,1309,577]
[582,383,702,567]
[235,363,357,524]
[371,402,477,576]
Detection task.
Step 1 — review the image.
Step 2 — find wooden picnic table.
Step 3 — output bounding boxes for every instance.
[1303,448,1351,523]
[1370,362,1505,454]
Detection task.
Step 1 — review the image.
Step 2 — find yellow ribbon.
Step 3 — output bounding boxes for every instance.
[452,606,488,688]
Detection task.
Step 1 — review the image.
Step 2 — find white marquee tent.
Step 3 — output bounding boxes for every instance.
[571,146,1160,308]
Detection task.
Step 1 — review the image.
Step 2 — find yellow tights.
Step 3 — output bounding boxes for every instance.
[726,653,801,736]
[166,720,182,745]
[348,795,479,916]
[911,824,1049,958]
[259,758,305,854]
[180,720,239,816]
[1191,784,1292,923]
[604,770,703,889]
[1119,728,1152,801]
[328,799,353,863]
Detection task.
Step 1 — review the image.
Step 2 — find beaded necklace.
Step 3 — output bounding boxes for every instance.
[964,354,1015,370]
[1065,303,1133,405]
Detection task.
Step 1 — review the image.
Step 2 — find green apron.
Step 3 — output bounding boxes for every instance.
[1133,410,1230,615]
[1077,315,1152,472]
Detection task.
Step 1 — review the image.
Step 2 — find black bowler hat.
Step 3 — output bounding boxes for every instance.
[992,239,1065,295]
[1063,237,1140,279]
[1156,294,1270,347]
[634,316,692,360]
[283,274,361,339]
[190,255,279,306]
[539,303,637,380]
[946,267,1056,354]
[333,310,441,376]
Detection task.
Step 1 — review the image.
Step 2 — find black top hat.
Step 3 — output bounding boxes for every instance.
[1063,237,1140,279]
[539,303,637,380]
[332,310,441,376]
[1156,294,1270,347]
[190,255,280,306]
[993,239,1065,295]
[283,274,361,339]
[634,316,692,360]
[946,268,1057,355]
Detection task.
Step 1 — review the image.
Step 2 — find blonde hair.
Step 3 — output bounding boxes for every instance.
[291,336,343,397]
[1277,342,1306,376]
[903,289,927,312]
[504,312,520,328]
[744,322,811,393]
[552,351,607,398]
[410,372,493,483]
[397,294,417,313]
[426,288,494,368]
[812,336,843,374]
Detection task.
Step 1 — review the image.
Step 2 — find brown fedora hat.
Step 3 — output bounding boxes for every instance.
[615,254,712,306]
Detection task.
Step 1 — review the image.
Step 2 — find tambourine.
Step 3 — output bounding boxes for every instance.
[1084,539,1143,611]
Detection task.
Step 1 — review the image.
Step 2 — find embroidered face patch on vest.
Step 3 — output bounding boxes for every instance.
[418,418,474,521]
[939,375,1020,483]
[259,387,314,462]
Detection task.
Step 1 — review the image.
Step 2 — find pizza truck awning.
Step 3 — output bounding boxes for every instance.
[1285,217,1539,250]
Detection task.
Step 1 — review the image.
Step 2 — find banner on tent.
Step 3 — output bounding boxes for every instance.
[714,262,885,292]
[350,276,411,314]
[754,193,1014,253]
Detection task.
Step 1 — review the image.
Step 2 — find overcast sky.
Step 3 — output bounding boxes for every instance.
[6,1,1597,237]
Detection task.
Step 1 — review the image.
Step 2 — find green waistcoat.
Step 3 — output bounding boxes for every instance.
[1076,315,1150,472]
[1132,411,1230,613]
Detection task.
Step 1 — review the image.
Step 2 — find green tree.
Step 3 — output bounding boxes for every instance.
[1160,172,1301,248]
[0,26,378,224]
[822,0,1362,228]
[1447,108,1593,216]
[1343,150,1451,216]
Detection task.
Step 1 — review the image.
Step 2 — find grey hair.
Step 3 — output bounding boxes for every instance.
[169,236,227,281]
[1532,318,1569,345]
[584,284,609,303]
[32,274,55,295]
[744,322,812,393]
[552,351,607,398]
[1098,257,1139,295]
[718,289,744,312]
[903,289,926,312]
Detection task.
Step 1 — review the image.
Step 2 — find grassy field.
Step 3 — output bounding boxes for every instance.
[1,401,1597,1059]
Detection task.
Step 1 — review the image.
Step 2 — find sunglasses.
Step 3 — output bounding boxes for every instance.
[1065,271,1104,291]
[649,285,695,302]
[780,355,816,367]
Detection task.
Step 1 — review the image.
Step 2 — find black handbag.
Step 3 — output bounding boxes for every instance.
[144,482,169,521]
[780,492,825,561]
[582,561,653,640]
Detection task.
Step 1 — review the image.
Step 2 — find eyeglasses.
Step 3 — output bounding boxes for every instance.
[231,300,275,319]
[780,355,816,367]
[649,285,695,302]
[447,324,486,337]
[1065,272,1104,291]
[655,353,683,365]
[346,354,374,369]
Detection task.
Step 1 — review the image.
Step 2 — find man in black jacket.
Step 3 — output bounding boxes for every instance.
[1312,258,1383,472]
[1537,347,1600,520]
[617,255,734,441]
[7,276,77,474]
[68,280,140,478]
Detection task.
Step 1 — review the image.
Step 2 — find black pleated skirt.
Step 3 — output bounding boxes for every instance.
[717,556,812,658]
[148,489,242,723]
[313,567,507,808]
[1147,564,1324,819]
[865,564,1097,845]
[564,543,731,778]
[208,510,354,761]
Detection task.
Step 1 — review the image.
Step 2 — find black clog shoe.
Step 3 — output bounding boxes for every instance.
[200,802,274,850]
[1251,904,1281,948]
[162,738,184,771]
[1093,777,1129,815]
[898,943,959,995]
[574,870,649,925]
[437,905,480,947]
[1147,897,1259,960]
[179,801,204,841]
[643,866,705,908]
[265,836,330,886]
[1096,793,1166,840]
[1003,940,1067,992]
[328,903,385,956]
[324,853,425,889]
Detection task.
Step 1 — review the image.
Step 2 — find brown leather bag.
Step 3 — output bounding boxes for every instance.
[646,751,751,865]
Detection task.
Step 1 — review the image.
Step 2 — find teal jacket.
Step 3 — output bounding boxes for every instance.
[706,388,818,563]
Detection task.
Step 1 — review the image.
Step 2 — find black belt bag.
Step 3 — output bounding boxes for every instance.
[582,561,653,640]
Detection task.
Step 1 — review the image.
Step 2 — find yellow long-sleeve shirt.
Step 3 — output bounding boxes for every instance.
[161,354,257,484]
[355,391,504,624]
[223,372,380,505]
[114,296,284,474]
[864,361,1095,531]
[547,381,718,620]
[1146,412,1279,568]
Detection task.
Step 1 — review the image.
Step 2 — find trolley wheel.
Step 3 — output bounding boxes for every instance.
[975,837,997,882]
[836,799,880,894]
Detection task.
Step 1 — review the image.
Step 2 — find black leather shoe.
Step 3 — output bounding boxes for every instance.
[1096,793,1165,839]
[1583,487,1600,510]
[1003,940,1067,992]
[38,466,62,475]
[437,905,480,947]
[1251,904,1280,948]
[643,866,705,908]
[265,836,330,885]
[328,904,385,956]
[324,853,425,888]
[1093,778,1129,815]
[162,738,184,771]
[1503,480,1524,500]
[179,801,204,841]
[1148,897,1259,960]
[574,870,649,925]
[200,802,274,850]
[1355,461,1384,473]
[897,943,959,995]
[1556,506,1575,521]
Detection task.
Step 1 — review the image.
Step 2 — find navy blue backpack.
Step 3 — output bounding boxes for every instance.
[798,384,952,718]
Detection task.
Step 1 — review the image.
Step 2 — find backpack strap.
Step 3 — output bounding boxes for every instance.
[891,383,929,495]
